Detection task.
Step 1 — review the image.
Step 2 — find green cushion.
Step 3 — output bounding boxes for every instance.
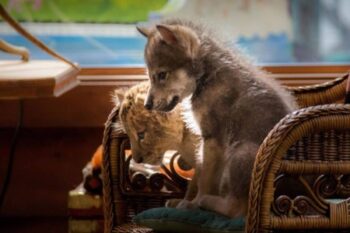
[133,207,245,233]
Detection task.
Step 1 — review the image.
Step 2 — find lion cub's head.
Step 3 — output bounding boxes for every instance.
[115,82,185,165]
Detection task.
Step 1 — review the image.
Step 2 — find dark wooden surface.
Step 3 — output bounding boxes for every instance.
[0,85,116,128]
[0,84,116,223]
[0,127,103,217]
[0,217,67,233]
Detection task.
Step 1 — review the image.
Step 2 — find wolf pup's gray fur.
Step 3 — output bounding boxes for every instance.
[137,19,297,218]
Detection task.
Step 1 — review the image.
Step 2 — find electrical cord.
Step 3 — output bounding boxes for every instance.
[0,100,23,213]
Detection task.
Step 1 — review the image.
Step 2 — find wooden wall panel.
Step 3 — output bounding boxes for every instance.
[2,64,350,128]
[0,128,102,217]
[0,84,117,218]
[0,85,116,128]
[0,217,67,233]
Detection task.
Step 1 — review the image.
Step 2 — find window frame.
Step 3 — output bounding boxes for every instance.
[78,64,350,87]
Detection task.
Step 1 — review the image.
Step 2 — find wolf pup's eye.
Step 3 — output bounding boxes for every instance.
[157,72,167,82]
[137,132,145,141]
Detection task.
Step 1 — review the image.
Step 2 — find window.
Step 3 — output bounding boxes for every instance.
[0,0,349,68]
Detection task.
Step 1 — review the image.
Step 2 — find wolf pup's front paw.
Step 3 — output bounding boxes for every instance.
[175,199,199,209]
[165,198,182,208]
[165,199,198,209]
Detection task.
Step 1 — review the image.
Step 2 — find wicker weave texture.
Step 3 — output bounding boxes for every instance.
[247,104,350,233]
[287,74,348,107]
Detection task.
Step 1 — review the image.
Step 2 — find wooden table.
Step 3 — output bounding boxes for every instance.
[0,60,79,99]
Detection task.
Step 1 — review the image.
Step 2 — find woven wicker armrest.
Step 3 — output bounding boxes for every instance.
[246,104,350,233]
[288,73,349,107]
[102,106,125,232]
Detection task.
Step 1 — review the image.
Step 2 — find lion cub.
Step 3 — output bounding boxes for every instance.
[114,81,199,205]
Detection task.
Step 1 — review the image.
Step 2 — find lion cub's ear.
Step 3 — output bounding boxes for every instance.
[113,89,125,106]
[156,24,200,58]
[135,93,145,106]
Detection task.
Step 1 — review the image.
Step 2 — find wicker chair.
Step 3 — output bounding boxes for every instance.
[102,73,350,233]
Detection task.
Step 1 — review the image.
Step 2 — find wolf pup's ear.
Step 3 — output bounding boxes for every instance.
[113,89,125,106]
[156,24,178,44]
[156,24,200,58]
[136,26,150,38]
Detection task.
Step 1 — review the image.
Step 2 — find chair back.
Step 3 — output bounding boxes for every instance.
[288,73,349,107]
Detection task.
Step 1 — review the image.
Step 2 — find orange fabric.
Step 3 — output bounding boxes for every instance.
[91,145,103,169]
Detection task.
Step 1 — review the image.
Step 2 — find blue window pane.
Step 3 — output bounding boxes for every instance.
[1,0,350,66]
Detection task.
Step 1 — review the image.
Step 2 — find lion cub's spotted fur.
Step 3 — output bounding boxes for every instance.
[114,82,199,204]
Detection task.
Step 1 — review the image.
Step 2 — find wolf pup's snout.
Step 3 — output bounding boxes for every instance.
[144,95,154,110]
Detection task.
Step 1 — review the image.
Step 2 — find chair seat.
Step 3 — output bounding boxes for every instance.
[134,207,245,233]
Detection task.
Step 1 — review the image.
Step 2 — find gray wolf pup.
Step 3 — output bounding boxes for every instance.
[137,19,297,217]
